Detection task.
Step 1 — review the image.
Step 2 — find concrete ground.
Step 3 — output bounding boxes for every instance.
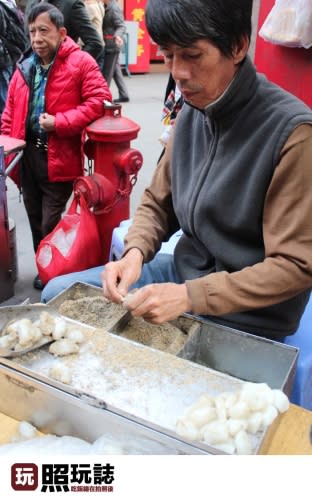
[2,66,169,306]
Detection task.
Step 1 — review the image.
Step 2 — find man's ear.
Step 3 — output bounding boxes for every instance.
[60,26,67,41]
[232,35,250,64]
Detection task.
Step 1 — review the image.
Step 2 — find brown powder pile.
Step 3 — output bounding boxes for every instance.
[58,296,125,331]
[57,296,192,354]
[119,317,187,353]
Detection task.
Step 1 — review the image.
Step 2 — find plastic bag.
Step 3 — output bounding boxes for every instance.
[36,195,102,285]
[258,0,312,49]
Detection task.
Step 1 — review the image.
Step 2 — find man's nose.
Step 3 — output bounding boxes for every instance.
[31,30,42,41]
[171,58,190,81]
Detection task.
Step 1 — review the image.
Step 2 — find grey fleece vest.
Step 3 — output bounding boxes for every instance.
[172,56,312,338]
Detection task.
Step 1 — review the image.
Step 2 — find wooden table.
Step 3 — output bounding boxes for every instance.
[259,403,312,454]
[0,403,311,453]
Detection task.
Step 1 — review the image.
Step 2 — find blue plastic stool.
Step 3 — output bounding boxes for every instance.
[109,219,183,261]
[284,296,312,410]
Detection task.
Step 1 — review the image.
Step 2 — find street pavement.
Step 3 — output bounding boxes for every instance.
[2,67,169,305]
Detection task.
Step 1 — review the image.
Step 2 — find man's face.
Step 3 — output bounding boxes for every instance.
[29,12,66,64]
[160,39,247,109]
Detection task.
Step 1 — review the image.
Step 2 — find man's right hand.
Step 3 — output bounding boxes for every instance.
[101,247,144,303]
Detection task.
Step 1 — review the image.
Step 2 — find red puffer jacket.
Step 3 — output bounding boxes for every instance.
[1,36,111,182]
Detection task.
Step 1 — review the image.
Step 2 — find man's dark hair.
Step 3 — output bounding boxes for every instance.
[145,0,253,58]
[27,2,64,28]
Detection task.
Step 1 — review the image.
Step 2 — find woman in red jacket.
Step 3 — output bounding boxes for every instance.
[1,2,111,289]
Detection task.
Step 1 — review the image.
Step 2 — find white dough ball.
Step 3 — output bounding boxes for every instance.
[185,394,214,417]
[176,418,199,441]
[241,382,271,394]
[234,429,252,455]
[16,319,34,347]
[202,421,229,445]
[49,362,72,384]
[39,311,56,335]
[228,400,250,420]
[246,412,263,434]
[214,397,228,421]
[227,418,247,437]
[216,440,236,455]
[0,335,11,349]
[49,339,79,356]
[271,389,290,413]
[52,319,68,340]
[261,405,278,427]
[31,325,43,344]
[222,392,239,409]
[92,436,125,454]
[188,406,217,429]
[66,329,85,344]
[18,421,38,440]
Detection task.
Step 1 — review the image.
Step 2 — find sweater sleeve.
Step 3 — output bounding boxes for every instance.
[186,124,312,315]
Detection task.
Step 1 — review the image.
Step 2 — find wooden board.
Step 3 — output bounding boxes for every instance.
[260,404,312,455]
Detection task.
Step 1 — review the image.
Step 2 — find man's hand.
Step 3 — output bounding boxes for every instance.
[101,248,143,303]
[114,35,124,49]
[122,282,192,324]
[39,113,56,132]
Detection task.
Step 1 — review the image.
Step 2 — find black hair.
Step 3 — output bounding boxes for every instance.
[145,0,253,58]
[27,2,64,29]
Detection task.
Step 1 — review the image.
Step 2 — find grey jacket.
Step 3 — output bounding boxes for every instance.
[102,0,126,53]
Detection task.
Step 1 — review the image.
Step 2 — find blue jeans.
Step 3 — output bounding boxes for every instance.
[41,253,179,303]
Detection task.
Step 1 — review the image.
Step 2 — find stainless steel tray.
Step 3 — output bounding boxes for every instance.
[47,282,103,309]
[0,304,265,454]
[178,317,299,397]
[0,290,299,455]
[0,362,213,455]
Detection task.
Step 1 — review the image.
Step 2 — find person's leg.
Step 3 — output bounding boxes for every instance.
[41,180,73,240]
[41,265,104,303]
[113,63,129,101]
[41,253,178,302]
[132,253,179,289]
[102,51,119,86]
[21,145,45,252]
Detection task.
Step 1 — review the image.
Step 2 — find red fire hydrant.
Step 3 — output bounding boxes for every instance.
[74,103,143,263]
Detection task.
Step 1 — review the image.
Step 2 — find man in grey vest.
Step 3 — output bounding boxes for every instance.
[42,0,312,342]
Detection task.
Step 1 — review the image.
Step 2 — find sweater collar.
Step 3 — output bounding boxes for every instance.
[202,55,258,122]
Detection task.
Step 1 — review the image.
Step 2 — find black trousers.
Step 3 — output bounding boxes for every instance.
[102,50,119,87]
[21,143,73,252]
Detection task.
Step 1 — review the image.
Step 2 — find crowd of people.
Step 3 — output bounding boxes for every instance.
[0,0,129,289]
[2,0,312,344]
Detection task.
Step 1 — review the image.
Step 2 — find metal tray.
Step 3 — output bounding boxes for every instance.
[0,304,268,455]
[48,283,198,354]
[47,282,103,308]
[0,290,299,455]
[0,362,213,455]
[178,317,299,397]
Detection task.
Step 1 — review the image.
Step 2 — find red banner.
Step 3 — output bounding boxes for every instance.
[124,0,150,73]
